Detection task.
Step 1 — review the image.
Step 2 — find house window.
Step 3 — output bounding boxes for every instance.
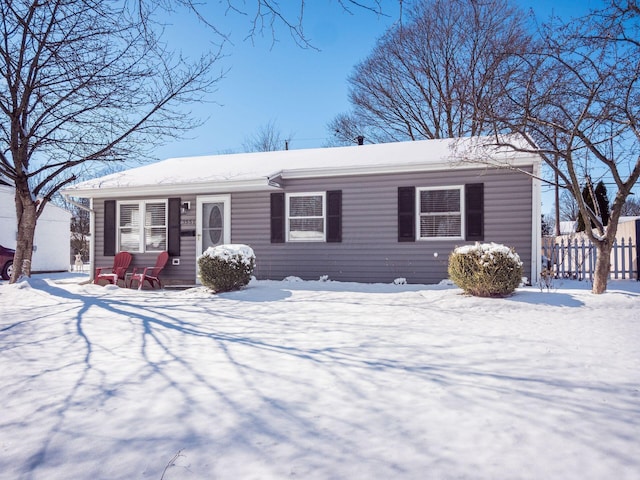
[417,186,464,239]
[118,200,167,252]
[286,192,326,241]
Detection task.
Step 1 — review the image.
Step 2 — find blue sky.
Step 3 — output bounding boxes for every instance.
[154,0,608,214]
[156,1,600,158]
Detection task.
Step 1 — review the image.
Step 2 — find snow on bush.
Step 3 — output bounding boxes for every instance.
[448,242,523,297]
[197,244,255,293]
[284,276,303,282]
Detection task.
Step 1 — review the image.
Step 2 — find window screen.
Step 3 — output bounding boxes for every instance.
[288,194,325,241]
[118,200,167,252]
[418,187,463,238]
[119,204,140,251]
[144,202,167,251]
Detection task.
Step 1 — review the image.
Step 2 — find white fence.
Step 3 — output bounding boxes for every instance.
[542,237,638,281]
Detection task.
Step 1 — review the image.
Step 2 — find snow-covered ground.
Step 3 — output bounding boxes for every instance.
[1,273,639,480]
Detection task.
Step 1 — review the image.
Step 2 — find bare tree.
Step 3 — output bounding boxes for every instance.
[0,0,390,284]
[0,0,225,282]
[329,0,532,143]
[329,113,384,146]
[69,199,90,264]
[235,0,386,48]
[483,0,640,293]
[559,189,579,222]
[620,196,640,216]
[242,120,291,152]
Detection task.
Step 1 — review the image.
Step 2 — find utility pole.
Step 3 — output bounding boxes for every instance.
[554,155,560,236]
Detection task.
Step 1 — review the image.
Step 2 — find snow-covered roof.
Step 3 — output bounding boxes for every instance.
[62,135,541,198]
[559,221,577,235]
[0,185,71,221]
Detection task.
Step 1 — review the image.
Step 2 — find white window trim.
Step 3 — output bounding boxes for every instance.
[416,185,465,241]
[117,199,168,253]
[286,192,326,242]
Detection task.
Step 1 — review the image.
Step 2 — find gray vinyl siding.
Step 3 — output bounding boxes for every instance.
[172,194,198,281]
[94,195,198,284]
[236,167,533,284]
[92,166,534,285]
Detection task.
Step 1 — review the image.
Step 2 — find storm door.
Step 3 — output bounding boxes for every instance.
[196,195,231,279]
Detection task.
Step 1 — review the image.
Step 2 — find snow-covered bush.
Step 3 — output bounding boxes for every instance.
[448,242,523,297]
[198,244,255,293]
[284,276,303,282]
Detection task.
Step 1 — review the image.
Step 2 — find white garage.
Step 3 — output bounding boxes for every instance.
[0,185,71,272]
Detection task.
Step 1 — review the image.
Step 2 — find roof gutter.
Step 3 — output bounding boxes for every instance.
[61,153,541,198]
[278,156,540,180]
[62,194,94,213]
[61,177,277,199]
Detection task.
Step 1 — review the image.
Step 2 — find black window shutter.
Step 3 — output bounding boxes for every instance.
[168,197,181,256]
[326,190,342,243]
[466,183,484,241]
[270,192,285,243]
[398,186,416,242]
[104,200,116,256]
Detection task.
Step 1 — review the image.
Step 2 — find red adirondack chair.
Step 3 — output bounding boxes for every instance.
[128,251,169,290]
[94,251,133,286]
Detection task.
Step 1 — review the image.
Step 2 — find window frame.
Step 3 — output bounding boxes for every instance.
[116,199,168,253]
[416,185,465,241]
[285,192,327,242]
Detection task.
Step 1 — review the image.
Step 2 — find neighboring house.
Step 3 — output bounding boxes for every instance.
[617,216,640,238]
[556,216,639,240]
[559,220,578,235]
[61,136,542,285]
[0,185,72,272]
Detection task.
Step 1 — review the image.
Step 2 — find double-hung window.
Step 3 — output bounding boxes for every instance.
[417,186,464,240]
[286,192,326,241]
[118,200,167,252]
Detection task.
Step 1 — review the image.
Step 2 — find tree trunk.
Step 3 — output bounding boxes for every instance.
[11,179,38,283]
[592,240,612,294]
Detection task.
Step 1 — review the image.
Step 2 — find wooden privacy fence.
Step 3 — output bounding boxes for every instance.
[541,237,639,281]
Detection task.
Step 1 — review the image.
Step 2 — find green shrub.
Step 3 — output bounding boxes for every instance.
[197,244,255,293]
[448,242,523,297]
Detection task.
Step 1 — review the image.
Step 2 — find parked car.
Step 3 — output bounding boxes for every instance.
[1,245,15,280]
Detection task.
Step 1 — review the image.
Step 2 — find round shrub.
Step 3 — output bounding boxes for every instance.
[448,242,523,297]
[197,244,256,293]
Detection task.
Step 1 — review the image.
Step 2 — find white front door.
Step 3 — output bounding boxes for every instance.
[196,195,231,280]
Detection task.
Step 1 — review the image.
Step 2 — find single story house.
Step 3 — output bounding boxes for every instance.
[61,136,542,285]
[0,185,72,272]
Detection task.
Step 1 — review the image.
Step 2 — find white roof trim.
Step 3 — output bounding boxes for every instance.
[61,136,542,199]
[278,156,538,180]
[68,178,276,198]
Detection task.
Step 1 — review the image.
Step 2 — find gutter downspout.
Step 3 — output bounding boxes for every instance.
[89,198,94,282]
[267,172,284,189]
[531,158,542,285]
[64,194,95,282]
